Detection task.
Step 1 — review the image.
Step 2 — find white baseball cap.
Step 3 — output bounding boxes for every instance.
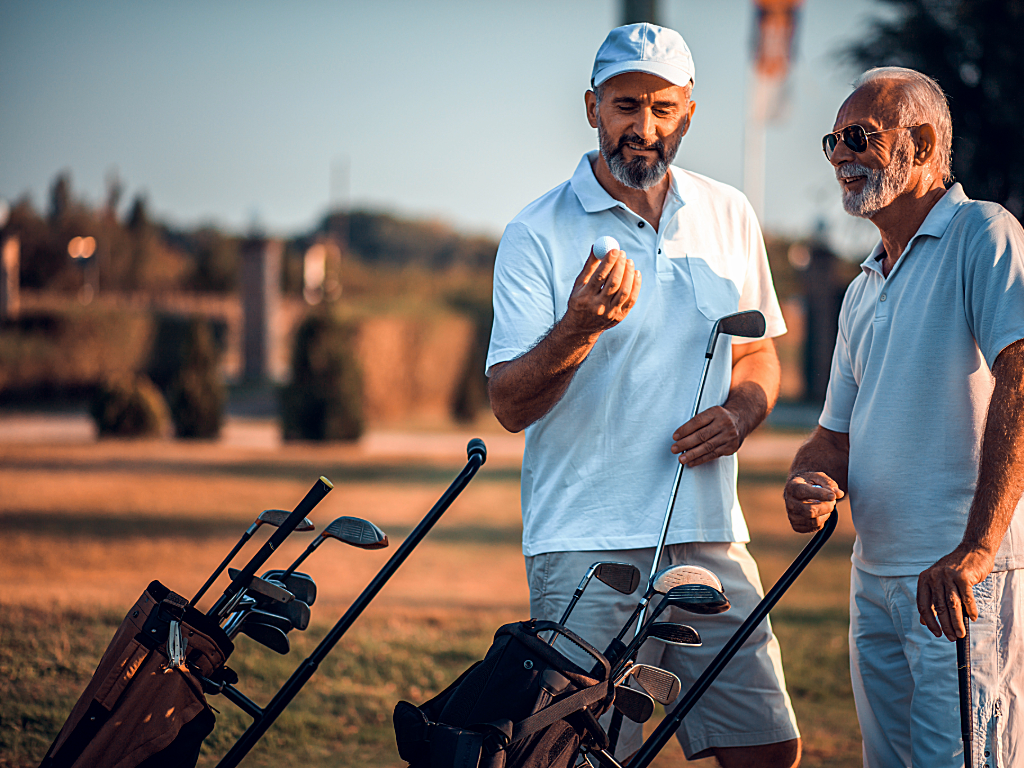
[591,23,695,90]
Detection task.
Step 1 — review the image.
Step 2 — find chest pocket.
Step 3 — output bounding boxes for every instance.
[685,254,741,322]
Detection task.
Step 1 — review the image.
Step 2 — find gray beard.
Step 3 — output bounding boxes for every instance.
[838,133,913,218]
[597,113,681,191]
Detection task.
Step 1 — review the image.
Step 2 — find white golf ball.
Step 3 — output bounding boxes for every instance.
[592,235,620,260]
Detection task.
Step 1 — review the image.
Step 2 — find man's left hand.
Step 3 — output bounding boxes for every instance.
[671,405,742,468]
[916,546,995,641]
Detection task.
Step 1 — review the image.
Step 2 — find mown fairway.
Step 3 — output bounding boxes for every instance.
[0,423,861,767]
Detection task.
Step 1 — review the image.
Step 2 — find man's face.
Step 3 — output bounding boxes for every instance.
[829,84,915,218]
[587,72,695,190]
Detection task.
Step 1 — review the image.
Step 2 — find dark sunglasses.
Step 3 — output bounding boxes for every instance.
[822,124,919,159]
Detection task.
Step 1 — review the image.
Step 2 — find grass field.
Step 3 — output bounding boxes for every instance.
[0,420,862,767]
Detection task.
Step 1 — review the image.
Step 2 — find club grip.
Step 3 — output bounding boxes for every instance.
[467,438,487,464]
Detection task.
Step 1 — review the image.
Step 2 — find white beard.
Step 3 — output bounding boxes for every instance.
[838,132,913,218]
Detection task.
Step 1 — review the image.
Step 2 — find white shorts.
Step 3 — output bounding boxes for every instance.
[850,565,1024,768]
[525,543,800,760]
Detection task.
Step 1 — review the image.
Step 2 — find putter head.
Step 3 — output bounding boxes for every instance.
[613,684,655,723]
[262,570,317,606]
[594,562,642,595]
[257,509,315,532]
[662,583,730,615]
[324,516,389,549]
[647,622,701,647]
[238,618,291,654]
[626,664,681,705]
[652,563,723,594]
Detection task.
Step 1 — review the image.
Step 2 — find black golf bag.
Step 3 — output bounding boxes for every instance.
[393,619,615,768]
[40,581,233,768]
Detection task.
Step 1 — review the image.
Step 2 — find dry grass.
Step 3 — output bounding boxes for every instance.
[0,425,860,767]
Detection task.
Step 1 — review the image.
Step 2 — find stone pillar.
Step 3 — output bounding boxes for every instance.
[0,235,19,320]
[240,237,282,382]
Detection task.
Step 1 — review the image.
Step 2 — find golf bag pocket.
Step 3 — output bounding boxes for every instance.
[41,581,233,768]
[393,619,613,768]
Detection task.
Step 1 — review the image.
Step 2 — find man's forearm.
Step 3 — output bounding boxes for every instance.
[788,426,851,491]
[961,339,1024,557]
[724,340,781,441]
[488,320,601,433]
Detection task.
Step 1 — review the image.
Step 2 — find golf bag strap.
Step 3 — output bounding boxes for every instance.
[507,679,611,745]
[528,621,610,679]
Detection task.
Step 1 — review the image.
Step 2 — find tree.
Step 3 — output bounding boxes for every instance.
[844,0,1024,218]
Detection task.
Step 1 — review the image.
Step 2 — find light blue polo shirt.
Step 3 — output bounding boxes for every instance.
[487,152,786,556]
[820,184,1024,576]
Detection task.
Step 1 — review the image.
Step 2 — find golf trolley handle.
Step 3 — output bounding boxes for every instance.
[628,508,839,768]
[208,477,334,620]
[215,439,487,768]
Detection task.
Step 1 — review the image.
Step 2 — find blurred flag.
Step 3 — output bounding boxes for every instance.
[750,0,804,122]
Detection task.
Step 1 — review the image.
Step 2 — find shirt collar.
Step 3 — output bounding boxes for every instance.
[861,183,970,275]
[571,150,691,214]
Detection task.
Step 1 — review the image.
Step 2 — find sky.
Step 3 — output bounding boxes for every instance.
[1,0,890,257]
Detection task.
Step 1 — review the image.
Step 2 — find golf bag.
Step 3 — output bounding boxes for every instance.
[40,581,232,768]
[393,619,614,768]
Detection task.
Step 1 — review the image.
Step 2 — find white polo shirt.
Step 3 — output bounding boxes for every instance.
[820,184,1024,576]
[487,152,786,556]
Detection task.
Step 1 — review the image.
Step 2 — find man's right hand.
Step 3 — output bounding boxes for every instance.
[563,248,641,335]
[783,472,844,533]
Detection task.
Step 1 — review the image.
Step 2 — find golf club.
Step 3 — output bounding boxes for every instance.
[208,477,334,622]
[225,607,292,636]
[224,599,311,637]
[548,562,641,646]
[217,570,296,621]
[612,684,655,723]
[190,510,314,607]
[215,439,487,768]
[957,604,973,768]
[638,309,765,628]
[237,618,290,655]
[279,515,389,579]
[645,622,701,647]
[615,664,681,706]
[600,564,721,668]
[613,586,727,678]
[627,508,839,768]
[260,570,317,606]
[603,621,700,754]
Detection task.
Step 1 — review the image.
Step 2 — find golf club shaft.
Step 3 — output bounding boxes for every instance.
[215,440,486,768]
[638,354,713,631]
[208,477,333,621]
[190,529,253,607]
[628,508,838,768]
[957,605,973,767]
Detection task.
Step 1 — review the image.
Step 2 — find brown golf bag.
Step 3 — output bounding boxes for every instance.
[39,581,233,768]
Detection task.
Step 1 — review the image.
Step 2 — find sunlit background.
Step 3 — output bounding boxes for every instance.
[1,0,886,256]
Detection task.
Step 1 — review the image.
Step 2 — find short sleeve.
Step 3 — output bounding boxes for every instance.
[485,222,558,375]
[819,287,858,434]
[962,210,1024,369]
[736,197,787,341]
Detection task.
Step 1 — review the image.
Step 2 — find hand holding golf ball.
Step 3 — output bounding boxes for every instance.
[592,235,620,260]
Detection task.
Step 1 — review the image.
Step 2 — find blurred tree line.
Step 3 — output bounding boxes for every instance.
[4,171,498,297]
[846,0,1024,219]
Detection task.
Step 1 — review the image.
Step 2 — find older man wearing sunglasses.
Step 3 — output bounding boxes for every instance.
[785,67,1024,766]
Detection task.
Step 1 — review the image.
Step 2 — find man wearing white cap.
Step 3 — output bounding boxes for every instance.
[486,23,800,767]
